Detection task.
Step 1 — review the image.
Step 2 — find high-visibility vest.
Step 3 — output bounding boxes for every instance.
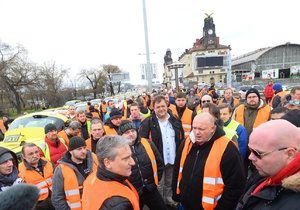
[122,100,128,120]
[86,137,92,151]
[140,138,158,185]
[234,104,271,128]
[169,106,192,138]
[177,136,230,210]
[18,158,53,201]
[140,109,151,119]
[38,138,67,162]
[270,91,286,107]
[104,125,117,135]
[226,119,240,132]
[217,98,240,107]
[0,120,6,134]
[196,105,202,114]
[58,130,71,147]
[60,153,98,210]
[82,175,139,210]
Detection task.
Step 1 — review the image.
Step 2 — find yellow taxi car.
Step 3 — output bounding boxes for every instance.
[0,111,68,159]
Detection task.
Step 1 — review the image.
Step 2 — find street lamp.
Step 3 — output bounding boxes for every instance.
[168,61,185,91]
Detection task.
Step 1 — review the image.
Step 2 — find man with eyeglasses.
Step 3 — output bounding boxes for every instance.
[233,88,271,136]
[195,94,213,114]
[236,120,300,210]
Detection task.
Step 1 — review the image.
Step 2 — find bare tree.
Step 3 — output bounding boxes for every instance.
[79,67,107,99]
[0,42,38,114]
[37,62,68,107]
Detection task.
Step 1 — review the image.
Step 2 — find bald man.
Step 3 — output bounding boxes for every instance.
[172,113,246,210]
[236,120,300,210]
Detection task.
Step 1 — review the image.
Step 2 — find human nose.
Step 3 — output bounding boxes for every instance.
[129,157,135,166]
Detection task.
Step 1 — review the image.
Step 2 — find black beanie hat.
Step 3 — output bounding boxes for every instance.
[109,108,122,119]
[44,123,57,134]
[281,109,300,127]
[118,120,136,135]
[246,88,260,100]
[68,136,86,151]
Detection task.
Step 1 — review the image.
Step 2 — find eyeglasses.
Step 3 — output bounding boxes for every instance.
[249,147,288,159]
[202,100,211,103]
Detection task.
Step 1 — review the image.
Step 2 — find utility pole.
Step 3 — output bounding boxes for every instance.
[142,0,152,91]
[227,50,232,87]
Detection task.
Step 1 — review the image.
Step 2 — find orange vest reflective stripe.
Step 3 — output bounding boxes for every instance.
[60,164,82,210]
[19,158,53,201]
[82,175,139,210]
[140,138,158,185]
[270,91,286,107]
[104,125,117,135]
[58,130,70,147]
[169,106,192,138]
[234,104,271,128]
[177,136,230,210]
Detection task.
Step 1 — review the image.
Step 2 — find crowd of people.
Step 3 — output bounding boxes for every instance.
[0,82,299,210]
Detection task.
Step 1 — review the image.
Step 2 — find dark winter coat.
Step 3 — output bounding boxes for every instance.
[139,111,184,163]
[172,126,246,210]
[128,136,164,195]
[236,173,300,210]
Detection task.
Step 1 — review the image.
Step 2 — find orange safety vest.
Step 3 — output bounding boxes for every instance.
[0,120,7,134]
[177,136,230,210]
[18,158,53,201]
[86,137,92,151]
[270,91,286,107]
[234,104,271,128]
[82,175,139,210]
[140,138,158,185]
[58,130,71,147]
[104,125,118,135]
[169,106,192,138]
[196,105,202,113]
[101,103,107,113]
[217,98,240,107]
[60,153,98,210]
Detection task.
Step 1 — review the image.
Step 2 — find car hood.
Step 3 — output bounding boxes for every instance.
[1,127,45,153]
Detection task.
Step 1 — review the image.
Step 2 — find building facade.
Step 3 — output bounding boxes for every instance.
[232,43,300,82]
[179,15,231,85]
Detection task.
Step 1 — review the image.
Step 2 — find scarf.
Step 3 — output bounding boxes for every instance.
[251,153,300,195]
[0,167,19,187]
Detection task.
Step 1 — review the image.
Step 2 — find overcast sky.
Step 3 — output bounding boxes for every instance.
[1,0,299,85]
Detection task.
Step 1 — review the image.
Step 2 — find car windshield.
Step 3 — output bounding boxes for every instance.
[8,115,65,131]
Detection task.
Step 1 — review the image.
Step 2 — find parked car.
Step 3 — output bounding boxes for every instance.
[64,100,81,107]
[0,112,68,159]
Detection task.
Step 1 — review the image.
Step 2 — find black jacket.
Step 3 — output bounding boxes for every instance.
[97,167,134,210]
[172,126,246,210]
[139,111,184,163]
[128,136,164,195]
[236,172,300,210]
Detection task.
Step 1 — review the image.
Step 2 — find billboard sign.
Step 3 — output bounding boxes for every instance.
[111,72,130,82]
[261,69,279,79]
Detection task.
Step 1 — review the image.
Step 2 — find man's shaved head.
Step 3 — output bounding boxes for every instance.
[250,120,300,150]
[192,113,216,145]
[249,120,300,177]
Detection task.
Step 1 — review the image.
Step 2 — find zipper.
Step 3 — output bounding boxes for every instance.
[132,145,146,187]
[190,149,199,179]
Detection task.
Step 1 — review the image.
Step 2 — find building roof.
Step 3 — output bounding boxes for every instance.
[232,47,272,66]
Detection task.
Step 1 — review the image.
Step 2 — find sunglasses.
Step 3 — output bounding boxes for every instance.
[249,147,288,159]
[202,100,211,103]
